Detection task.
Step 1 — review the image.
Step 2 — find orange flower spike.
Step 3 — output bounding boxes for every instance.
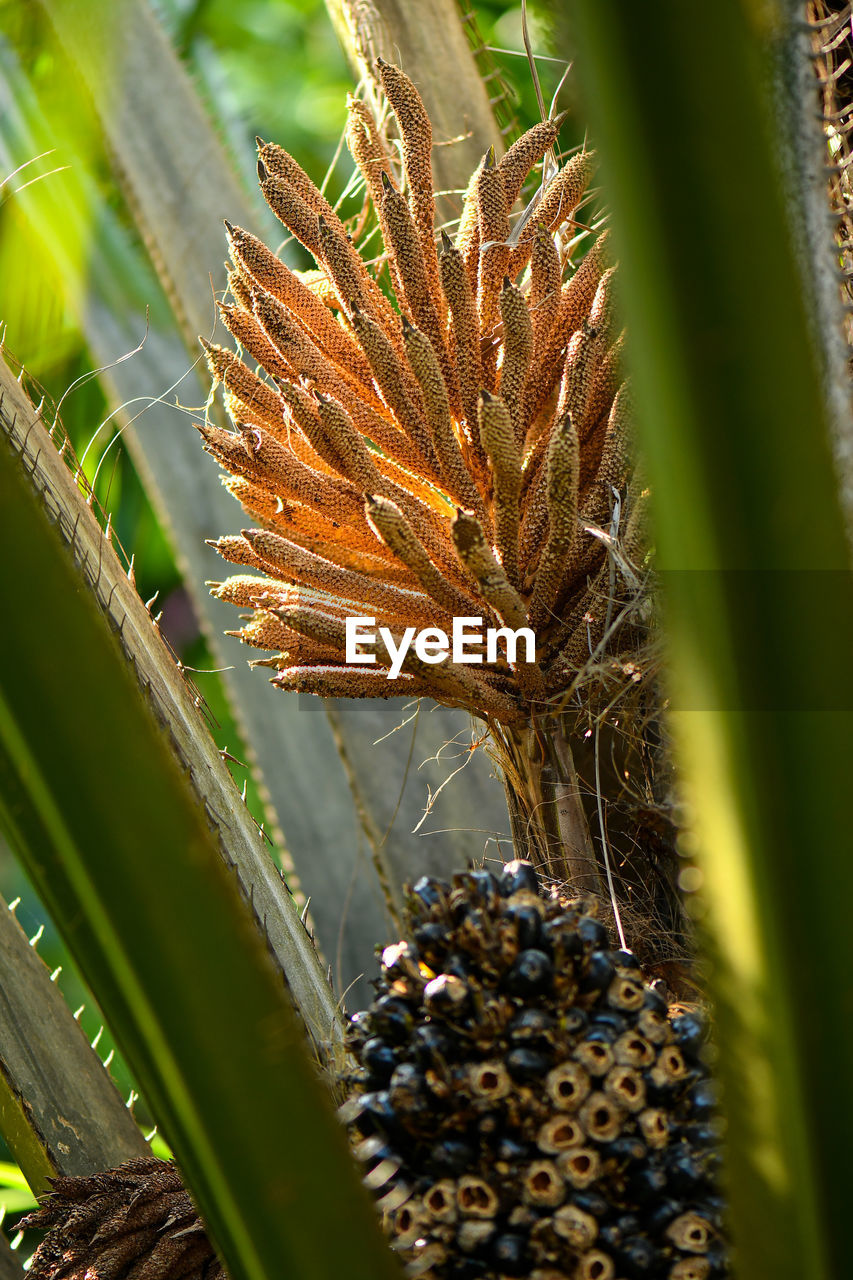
[506,150,596,279]
[370,452,456,518]
[217,302,291,381]
[537,149,597,235]
[276,379,350,474]
[391,648,522,721]
[258,165,324,258]
[346,613,522,720]
[225,221,374,387]
[379,172,457,399]
[257,138,342,220]
[529,413,581,629]
[313,393,385,493]
[226,265,254,311]
[252,292,413,468]
[311,540,415,587]
[346,96,400,210]
[201,425,364,534]
[197,424,292,506]
[402,318,487,520]
[229,611,342,663]
[558,323,604,436]
[455,151,488,285]
[209,574,283,608]
[348,306,440,474]
[274,604,454,666]
[569,268,620,433]
[475,148,512,339]
[346,97,406,304]
[498,278,534,448]
[580,381,633,527]
[316,215,404,349]
[222,477,299,533]
[273,666,430,700]
[291,267,339,308]
[376,487,469,594]
[622,470,651,570]
[251,289,360,404]
[439,230,485,458]
[495,113,567,211]
[272,603,349,650]
[293,414,459,588]
[252,499,413,578]
[234,422,366,523]
[242,529,442,625]
[588,264,619,345]
[365,494,481,618]
[528,225,563,360]
[526,230,613,424]
[518,461,549,580]
[258,166,395,347]
[375,58,443,315]
[451,510,528,632]
[579,333,626,471]
[478,389,522,590]
[257,140,366,291]
[379,172,439,332]
[200,338,285,434]
[207,533,269,572]
[545,229,613,370]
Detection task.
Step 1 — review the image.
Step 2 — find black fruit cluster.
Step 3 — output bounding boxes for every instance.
[345,861,728,1280]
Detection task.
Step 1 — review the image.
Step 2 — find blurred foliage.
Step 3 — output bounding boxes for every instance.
[0,1162,38,1216]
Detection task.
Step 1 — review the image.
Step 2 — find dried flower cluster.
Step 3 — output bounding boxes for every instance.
[201,59,639,725]
[345,861,727,1280]
[21,1158,222,1280]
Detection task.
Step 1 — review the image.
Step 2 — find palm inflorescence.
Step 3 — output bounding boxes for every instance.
[200,59,640,728]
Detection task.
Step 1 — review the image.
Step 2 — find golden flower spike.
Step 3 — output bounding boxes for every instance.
[201,64,651,886]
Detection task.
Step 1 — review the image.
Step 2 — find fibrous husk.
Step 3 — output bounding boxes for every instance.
[21,1157,225,1280]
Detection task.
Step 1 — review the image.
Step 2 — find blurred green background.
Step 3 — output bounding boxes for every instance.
[0,0,568,1229]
